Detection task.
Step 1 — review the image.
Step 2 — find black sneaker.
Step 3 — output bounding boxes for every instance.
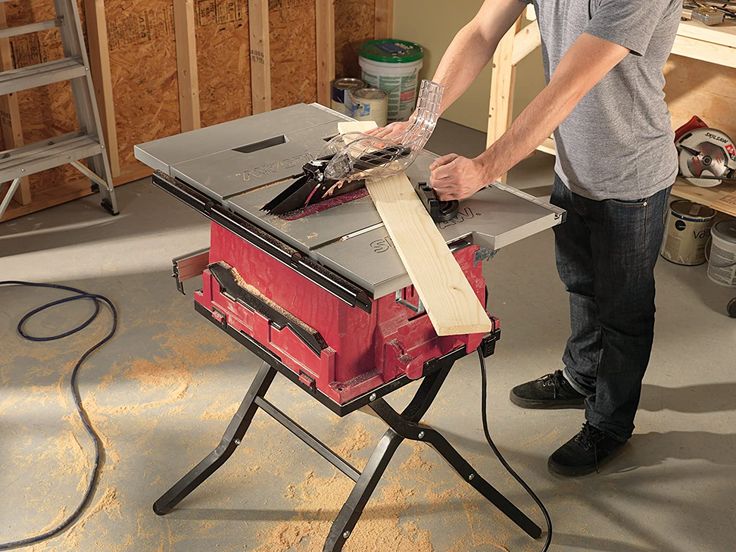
[509,370,586,409]
[548,422,626,477]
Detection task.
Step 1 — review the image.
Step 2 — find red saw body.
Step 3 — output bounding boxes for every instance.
[195,220,494,409]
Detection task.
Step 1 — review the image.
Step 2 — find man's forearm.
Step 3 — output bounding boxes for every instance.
[432,24,497,115]
[432,0,526,115]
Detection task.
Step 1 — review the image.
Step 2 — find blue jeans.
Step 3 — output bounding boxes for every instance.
[550,176,671,442]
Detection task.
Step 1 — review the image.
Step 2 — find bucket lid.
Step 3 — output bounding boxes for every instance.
[712,219,736,243]
[670,199,716,221]
[360,39,424,63]
[351,87,387,100]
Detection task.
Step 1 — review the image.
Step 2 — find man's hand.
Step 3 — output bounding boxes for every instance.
[430,154,491,201]
[368,119,411,142]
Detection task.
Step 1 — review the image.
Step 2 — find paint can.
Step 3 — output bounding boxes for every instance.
[349,87,388,127]
[331,78,365,116]
[707,219,736,287]
[660,200,716,266]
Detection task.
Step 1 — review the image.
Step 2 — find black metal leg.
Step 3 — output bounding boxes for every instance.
[323,429,404,552]
[152,362,276,515]
[371,396,542,540]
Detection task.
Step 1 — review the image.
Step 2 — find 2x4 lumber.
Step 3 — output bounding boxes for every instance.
[487,17,523,182]
[511,23,541,66]
[374,0,394,39]
[83,0,120,176]
[248,0,272,113]
[338,121,492,336]
[0,4,29,205]
[316,0,335,106]
[174,0,201,131]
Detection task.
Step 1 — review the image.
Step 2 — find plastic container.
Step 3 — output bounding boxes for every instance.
[359,39,423,122]
[660,200,716,266]
[708,219,736,287]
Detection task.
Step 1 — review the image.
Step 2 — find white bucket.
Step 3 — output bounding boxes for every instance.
[359,40,424,122]
[661,200,716,266]
[707,219,736,287]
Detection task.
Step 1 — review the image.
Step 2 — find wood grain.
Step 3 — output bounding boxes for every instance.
[248,0,271,113]
[338,120,491,336]
[315,0,335,106]
[174,0,200,131]
[366,173,491,335]
[84,0,120,176]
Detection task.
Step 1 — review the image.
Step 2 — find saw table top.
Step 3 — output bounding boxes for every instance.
[135,103,564,297]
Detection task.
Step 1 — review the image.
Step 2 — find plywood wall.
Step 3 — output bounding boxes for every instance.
[196,0,252,127]
[0,0,386,222]
[335,0,375,78]
[269,0,317,108]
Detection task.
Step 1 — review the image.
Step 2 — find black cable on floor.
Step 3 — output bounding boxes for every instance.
[0,281,117,551]
[478,349,553,552]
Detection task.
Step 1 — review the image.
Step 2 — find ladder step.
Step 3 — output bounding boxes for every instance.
[0,132,102,182]
[0,18,61,40]
[0,57,87,96]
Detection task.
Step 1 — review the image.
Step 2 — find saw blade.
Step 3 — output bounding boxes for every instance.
[677,127,736,188]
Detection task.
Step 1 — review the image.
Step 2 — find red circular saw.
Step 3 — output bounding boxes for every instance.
[675,116,736,188]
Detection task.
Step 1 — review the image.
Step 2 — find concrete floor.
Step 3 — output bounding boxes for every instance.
[1,120,735,552]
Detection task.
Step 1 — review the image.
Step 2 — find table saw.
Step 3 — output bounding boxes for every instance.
[135,103,564,551]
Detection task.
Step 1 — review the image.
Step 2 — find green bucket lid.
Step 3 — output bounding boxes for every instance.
[359,39,424,63]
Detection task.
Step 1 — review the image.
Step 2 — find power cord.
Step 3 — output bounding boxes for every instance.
[0,281,117,551]
[478,349,553,552]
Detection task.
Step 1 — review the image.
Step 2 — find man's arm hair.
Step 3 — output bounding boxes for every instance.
[432,0,527,115]
[475,33,630,181]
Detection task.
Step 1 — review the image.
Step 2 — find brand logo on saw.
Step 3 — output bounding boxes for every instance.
[239,153,313,181]
[705,132,728,144]
[726,143,736,160]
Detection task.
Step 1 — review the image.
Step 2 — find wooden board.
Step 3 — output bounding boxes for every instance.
[673,178,736,218]
[338,120,492,336]
[315,0,335,106]
[248,0,270,114]
[174,0,200,131]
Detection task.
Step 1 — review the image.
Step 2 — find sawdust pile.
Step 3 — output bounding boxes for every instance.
[29,487,121,552]
[252,424,528,552]
[256,471,434,552]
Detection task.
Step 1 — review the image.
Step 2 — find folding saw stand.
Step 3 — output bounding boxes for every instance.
[152,325,542,551]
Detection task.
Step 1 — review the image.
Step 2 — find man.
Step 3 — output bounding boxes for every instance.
[375,0,681,476]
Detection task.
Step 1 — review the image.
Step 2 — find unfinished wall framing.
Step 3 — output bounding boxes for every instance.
[1,0,393,222]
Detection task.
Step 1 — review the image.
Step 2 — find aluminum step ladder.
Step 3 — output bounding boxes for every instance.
[0,0,118,220]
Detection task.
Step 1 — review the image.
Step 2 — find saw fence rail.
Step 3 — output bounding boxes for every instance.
[489,5,736,218]
[0,0,394,223]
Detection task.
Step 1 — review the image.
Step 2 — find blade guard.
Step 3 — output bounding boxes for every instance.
[322,80,445,183]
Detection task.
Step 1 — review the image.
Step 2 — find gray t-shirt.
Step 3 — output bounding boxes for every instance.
[525,0,681,200]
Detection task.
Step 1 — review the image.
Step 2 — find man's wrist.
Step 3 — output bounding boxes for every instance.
[474,151,500,185]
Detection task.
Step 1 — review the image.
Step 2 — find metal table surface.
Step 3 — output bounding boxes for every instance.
[135,103,564,297]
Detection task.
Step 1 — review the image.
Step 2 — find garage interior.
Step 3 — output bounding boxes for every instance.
[1,2,735,552]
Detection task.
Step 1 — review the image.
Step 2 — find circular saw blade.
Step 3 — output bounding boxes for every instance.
[678,128,736,188]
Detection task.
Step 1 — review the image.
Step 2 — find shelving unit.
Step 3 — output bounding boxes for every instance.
[488,6,736,219]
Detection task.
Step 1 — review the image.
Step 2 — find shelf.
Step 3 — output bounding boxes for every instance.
[672,178,736,217]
